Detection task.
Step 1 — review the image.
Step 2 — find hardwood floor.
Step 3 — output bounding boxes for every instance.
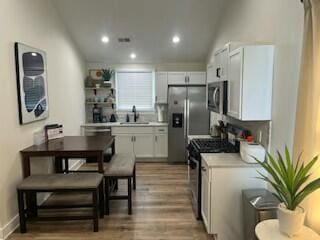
[9,163,212,240]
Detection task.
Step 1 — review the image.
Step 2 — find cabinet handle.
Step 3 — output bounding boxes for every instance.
[216,68,221,78]
[201,166,206,172]
[134,136,136,142]
[155,96,158,102]
[155,136,158,141]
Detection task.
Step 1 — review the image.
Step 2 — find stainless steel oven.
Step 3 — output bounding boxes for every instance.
[189,155,200,218]
[207,81,227,114]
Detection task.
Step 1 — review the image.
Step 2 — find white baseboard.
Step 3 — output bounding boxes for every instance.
[0,159,85,240]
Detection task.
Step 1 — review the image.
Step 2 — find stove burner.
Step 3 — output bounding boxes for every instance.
[191,138,238,153]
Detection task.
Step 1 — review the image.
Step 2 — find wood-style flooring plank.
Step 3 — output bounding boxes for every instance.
[8,163,213,240]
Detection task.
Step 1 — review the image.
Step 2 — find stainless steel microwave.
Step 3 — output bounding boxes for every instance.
[207,81,227,114]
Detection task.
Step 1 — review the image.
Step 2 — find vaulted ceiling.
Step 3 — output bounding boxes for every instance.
[53,0,225,63]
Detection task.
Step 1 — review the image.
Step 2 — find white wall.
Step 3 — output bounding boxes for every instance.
[87,62,206,72]
[0,0,86,236]
[208,0,304,153]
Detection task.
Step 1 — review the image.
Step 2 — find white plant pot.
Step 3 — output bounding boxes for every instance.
[277,203,306,237]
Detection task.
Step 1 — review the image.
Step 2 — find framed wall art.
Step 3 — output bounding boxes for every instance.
[15,43,49,124]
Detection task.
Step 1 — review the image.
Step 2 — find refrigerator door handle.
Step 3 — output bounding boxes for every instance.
[184,99,187,139]
[187,99,190,136]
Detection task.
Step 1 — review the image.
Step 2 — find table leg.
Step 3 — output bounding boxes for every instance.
[97,152,104,173]
[22,155,38,217]
[64,158,69,173]
[111,140,115,156]
[54,157,63,173]
[22,155,31,178]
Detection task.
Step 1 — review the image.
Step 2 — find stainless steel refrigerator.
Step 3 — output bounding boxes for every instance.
[168,86,209,164]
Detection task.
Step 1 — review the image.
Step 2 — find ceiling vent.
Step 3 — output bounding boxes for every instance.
[118,38,131,43]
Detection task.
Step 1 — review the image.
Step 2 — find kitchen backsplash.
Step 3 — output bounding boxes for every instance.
[210,112,271,149]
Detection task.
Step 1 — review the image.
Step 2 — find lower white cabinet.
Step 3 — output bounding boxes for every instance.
[154,134,168,158]
[201,162,210,229]
[115,135,134,154]
[201,156,267,240]
[112,126,168,158]
[134,134,154,158]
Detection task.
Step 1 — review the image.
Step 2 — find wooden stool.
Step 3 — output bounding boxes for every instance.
[17,173,104,233]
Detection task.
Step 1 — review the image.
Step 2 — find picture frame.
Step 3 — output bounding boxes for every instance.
[89,69,103,80]
[15,42,49,124]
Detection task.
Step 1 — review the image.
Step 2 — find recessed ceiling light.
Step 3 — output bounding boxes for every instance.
[101,36,109,43]
[130,53,136,59]
[172,36,180,43]
[31,52,37,57]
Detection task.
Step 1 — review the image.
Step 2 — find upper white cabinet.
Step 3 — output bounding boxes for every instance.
[167,72,187,85]
[155,72,168,104]
[227,45,274,121]
[188,72,206,85]
[213,46,229,82]
[206,64,215,84]
[168,72,206,85]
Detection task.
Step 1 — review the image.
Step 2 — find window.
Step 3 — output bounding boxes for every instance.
[116,70,155,111]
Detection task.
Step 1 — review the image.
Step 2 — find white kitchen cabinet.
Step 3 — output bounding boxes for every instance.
[227,45,274,121]
[155,72,168,104]
[206,64,215,84]
[134,134,154,158]
[187,72,206,85]
[115,135,134,154]
[168,72,206,85]
[201,155,267,240]
[167,72,187,85]
[154,134,168,158]
[112,126,168,159]
[213,45,229,82]
[228,48,242,119]
[201,160,210,231]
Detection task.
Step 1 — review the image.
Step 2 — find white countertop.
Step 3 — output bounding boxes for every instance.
[81,122,168,127]
[201,153,262,168]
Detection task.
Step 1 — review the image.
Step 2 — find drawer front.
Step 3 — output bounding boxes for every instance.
[112,127,153,135]
[154,126,168,134]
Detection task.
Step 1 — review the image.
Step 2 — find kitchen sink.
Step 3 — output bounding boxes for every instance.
[120,122,150,125]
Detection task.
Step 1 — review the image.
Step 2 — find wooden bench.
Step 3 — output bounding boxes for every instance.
[104,154,136,215]
[17,173,104,233]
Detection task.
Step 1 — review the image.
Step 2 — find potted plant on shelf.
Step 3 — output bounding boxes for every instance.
[254,147,320,237]
[102,69,114,85]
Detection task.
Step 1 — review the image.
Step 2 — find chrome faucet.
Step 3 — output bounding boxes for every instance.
[132,105,139,122]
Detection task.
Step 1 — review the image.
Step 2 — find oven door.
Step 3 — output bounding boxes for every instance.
[189,156,201,219]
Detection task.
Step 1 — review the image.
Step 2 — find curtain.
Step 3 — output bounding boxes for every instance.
[293,0,320,232]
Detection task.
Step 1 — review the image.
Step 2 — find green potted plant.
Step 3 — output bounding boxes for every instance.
[254,147,320,237]
[102,68,114,83]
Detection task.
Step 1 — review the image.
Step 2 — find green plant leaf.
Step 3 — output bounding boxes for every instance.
[254,147,320,211]
[293,178,320,210]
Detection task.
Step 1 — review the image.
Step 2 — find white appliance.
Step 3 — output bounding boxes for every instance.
[240,141,266,163]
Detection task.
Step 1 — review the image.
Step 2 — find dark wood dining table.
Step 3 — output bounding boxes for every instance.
[20,135,115,216]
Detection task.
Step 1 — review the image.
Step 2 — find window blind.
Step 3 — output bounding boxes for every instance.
[116,70,155,111]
